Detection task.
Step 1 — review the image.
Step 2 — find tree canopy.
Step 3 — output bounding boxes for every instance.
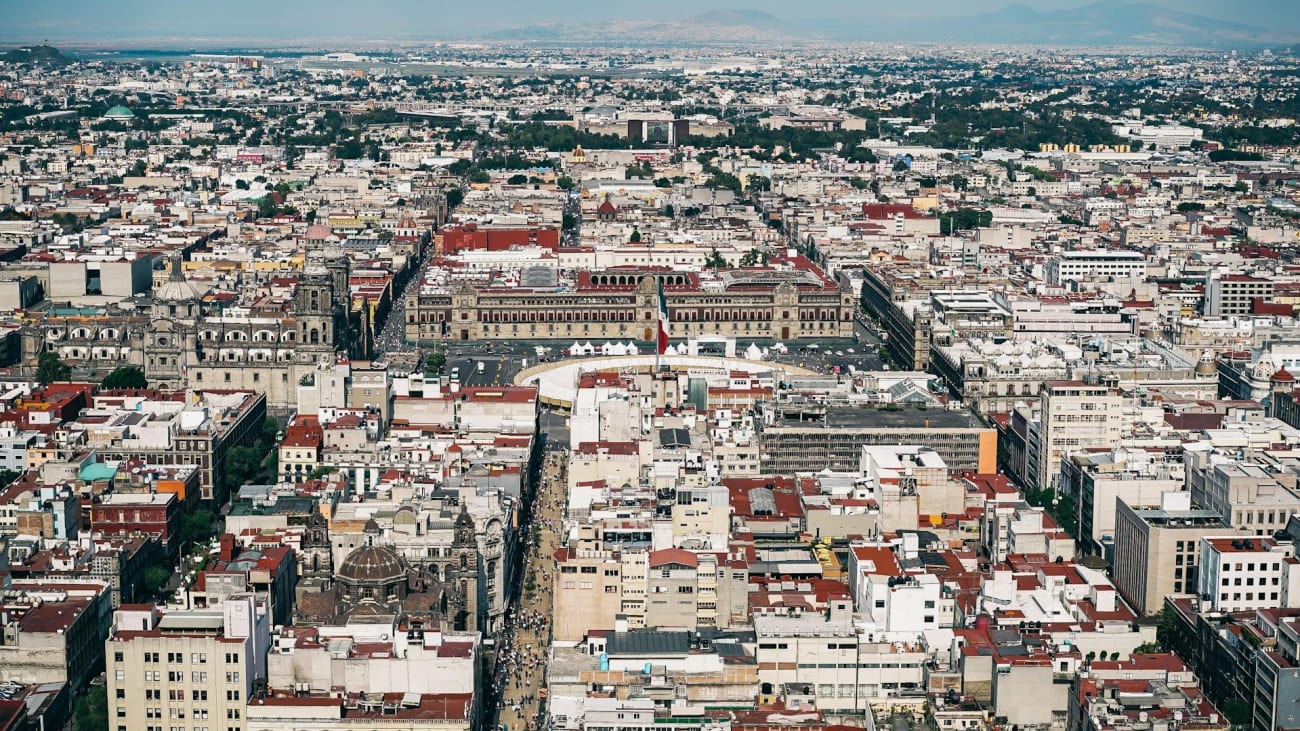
[35,351,71,385]
[101,366,148,390]
[939,208,993,235]
[74,684,108,731]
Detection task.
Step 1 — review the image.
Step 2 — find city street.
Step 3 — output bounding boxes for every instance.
[374,239,435,356]
[446,355,523,387]
[492,450,567,731]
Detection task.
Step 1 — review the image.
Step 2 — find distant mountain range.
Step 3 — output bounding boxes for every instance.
[484,2,1296,47]
[484,9,794,44]
[856,0,1289,46]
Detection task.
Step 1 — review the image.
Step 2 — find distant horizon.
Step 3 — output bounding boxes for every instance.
[4,0,1299,46]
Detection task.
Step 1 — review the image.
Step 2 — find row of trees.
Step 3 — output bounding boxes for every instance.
[938,208,994,236]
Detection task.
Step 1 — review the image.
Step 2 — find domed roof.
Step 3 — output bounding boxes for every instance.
[305,223,333,240]
[337,545,405,585]
[155,254,203,303]
[1274,367,1295,383]
[103,105,134,119]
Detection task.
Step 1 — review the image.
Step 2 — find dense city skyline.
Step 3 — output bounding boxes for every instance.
[6,7,1300,731]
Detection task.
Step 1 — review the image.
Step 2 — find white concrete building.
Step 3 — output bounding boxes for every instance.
[1045,250,1146,287]
[1197,536,1300,612]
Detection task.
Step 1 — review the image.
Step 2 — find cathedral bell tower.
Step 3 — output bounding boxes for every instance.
[295,252,337,358]
[451,503,479,633]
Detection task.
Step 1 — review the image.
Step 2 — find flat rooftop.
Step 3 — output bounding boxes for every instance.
[771,406,984,431]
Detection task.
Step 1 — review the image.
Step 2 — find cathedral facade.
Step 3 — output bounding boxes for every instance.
[23,248,366,408]
[294,504,480,633]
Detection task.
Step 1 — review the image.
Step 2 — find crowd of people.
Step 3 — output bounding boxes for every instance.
[492,451,567,731]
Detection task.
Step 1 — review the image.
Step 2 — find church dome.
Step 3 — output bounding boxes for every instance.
[103,105,135,120]
[155,254,204,303]
[305,223,333,240]
[337,545,405,585]
[155,276,202,303]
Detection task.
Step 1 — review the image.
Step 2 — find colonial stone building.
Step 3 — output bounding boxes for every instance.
[405,266,856,344]
[23,248,364,408]
[295,505,480,633]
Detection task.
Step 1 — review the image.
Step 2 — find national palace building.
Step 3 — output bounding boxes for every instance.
[402,254,856,344]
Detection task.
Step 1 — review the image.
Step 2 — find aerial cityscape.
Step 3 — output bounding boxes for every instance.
[4,2,1300,731]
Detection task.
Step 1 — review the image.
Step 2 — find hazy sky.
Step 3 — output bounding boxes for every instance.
[4,0,1298,43]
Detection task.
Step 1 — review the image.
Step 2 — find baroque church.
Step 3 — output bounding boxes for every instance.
[24,247,366,407]
[294,504,480,633]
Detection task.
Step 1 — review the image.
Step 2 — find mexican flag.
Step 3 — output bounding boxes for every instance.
[657,277,670,355]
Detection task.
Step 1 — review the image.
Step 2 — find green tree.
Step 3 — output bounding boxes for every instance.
[101,366,147,390]
[555,175,575,191]
[892,160,909,172]
[1132,642,1159,655]
[335,138,364,159]
[0,469,18,487]
[141,565,172,599]
[177,509,217,549]
[234,179,250,190]
[562,213,578,232]
[629,230,641,243]
[939,208,993,235]
[653,177,671,188]
[507,173,528,185]
[706,171,743,194]
[425,350,447,374]
[1177,202,1206,212]
[259,417,280,449]
[740,248,768,267]
[705,249,729,268]
[74,684,108,731]
[1209,149,1264,163]
[444,188,464,208]
[223,445,264,490]
[469,170,491,185]
[1219,699,1252,727]
[35,351,71,385]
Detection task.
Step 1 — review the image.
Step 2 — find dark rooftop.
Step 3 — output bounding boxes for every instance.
[606,630,691,656]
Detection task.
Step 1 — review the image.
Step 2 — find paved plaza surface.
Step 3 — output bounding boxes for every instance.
[494,450,567,731]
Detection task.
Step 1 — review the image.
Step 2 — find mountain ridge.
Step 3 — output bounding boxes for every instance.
[483,2,1295,47]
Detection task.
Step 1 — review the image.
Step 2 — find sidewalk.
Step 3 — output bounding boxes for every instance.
[494,450,567,731]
